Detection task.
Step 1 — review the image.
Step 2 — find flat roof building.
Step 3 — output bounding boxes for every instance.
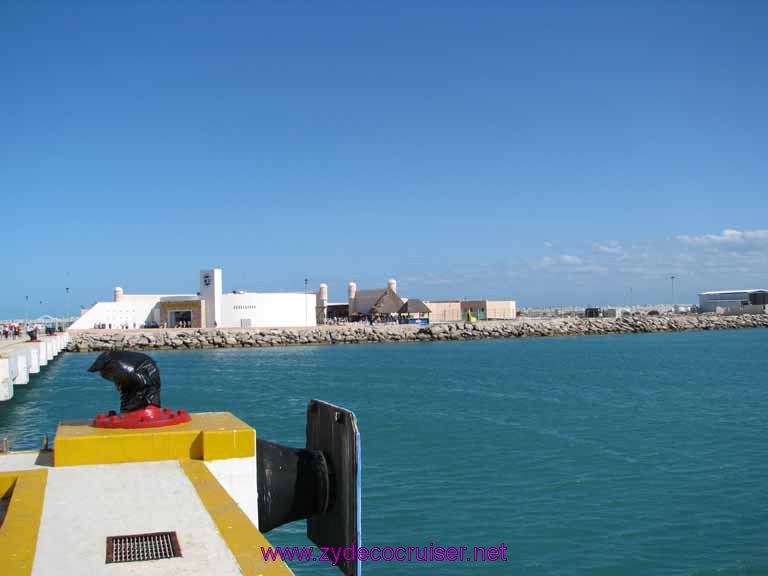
[462,300,517,321]
[698,289,768,314]
[70,269,319,329]
[423,299,517,323]
[423,301,463,323]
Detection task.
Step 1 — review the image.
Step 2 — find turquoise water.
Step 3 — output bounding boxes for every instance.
[2,329,767,575]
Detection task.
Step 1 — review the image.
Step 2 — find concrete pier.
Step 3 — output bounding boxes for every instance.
[0,332,69,401]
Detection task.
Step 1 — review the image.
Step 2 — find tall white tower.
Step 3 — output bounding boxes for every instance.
[348,282,358,316]
[317,283,328,324]
[200,269,222,328]
[113,287,124,302]
[387,278,397,294]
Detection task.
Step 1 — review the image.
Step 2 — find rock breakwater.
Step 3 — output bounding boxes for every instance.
[66,315,768,352]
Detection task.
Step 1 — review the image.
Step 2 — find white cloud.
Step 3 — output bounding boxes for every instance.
[675,228,768,246]
[530,256,555,270]
[530,254,607,274]
[406,227,766,304]
[543,241,553,248]
[569,264,609,274]
[404,272,454,286]
[593,240,624,255]
[559,254,582,265]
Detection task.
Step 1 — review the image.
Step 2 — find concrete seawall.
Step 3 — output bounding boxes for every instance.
[0,333,70,401]
[66,315,768,352]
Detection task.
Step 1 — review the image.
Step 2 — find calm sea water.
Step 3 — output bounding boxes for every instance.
[2,330,767,575]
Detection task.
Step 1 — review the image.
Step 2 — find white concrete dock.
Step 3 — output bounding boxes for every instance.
[35,460,246,576]
[0,413,293,576]
[0,332,70,401]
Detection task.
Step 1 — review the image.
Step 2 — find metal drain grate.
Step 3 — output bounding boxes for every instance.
[106,531,182,563]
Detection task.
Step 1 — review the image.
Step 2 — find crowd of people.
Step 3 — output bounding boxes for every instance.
[1,323,24,339]
[324,316,403,326]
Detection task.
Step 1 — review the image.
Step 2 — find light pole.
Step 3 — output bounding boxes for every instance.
[669,275,676,312]
[65,287,70,330]
[25,295,29,325]
[304,277,309,326]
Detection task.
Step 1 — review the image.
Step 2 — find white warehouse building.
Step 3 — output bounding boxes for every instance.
[70,268,322,330]
[698,289,768,314]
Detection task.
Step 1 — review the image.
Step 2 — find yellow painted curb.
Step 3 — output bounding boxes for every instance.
[0,469,48,576]
[181,460,294,576]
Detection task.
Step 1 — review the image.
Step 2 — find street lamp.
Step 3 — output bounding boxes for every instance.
[669,275,676,312]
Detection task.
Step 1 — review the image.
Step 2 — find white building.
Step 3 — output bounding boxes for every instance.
[70,269,320,329]
[221,292,317,329]
[698,290,768,314]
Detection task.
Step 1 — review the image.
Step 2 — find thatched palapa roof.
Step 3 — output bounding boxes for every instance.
[350,289,387,315]
[370,288,405,315]
[399,299,431,314]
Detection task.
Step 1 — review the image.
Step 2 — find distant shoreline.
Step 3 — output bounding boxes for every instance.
[65,315,768,352]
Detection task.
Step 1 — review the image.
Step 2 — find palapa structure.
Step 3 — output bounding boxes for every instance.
[398,299,431,320]
[349,286,405,320]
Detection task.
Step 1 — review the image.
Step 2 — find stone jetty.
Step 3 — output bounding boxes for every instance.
[66,315,768,353]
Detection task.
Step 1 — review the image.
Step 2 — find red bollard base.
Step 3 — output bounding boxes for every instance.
[92,406,192,429]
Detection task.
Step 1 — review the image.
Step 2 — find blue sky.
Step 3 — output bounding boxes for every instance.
[2,2,766,318]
